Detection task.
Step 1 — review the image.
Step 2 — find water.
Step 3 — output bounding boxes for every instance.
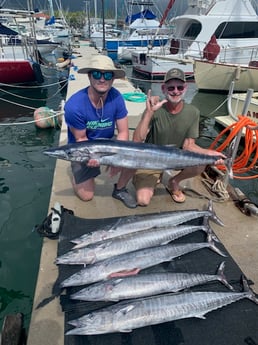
[0,54,65,332]
[0,61,257,336]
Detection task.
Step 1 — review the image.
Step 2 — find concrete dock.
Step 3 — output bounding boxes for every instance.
[27,42,258,345]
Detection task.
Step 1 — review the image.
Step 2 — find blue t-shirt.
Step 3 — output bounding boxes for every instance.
[64,87,128,143]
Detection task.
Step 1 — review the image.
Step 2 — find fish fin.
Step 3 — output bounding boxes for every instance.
[241,275,258,304]
[207,233,227,257]
[206,200,225,227]
[116,305,135,316]
[201,220,220,242]
[195,314,206,319]
[120,328,133,333]
[216,261,235,291]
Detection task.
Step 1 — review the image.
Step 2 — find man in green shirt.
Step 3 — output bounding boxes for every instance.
[132,68,225,206]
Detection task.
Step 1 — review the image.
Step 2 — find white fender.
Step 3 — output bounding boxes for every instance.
[51,202,62,233]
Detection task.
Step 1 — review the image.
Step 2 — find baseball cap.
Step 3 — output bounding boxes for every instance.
[164,68,186,83]
[78,54,125,79]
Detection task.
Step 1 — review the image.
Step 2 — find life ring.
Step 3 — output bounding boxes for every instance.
[123,92,147,102]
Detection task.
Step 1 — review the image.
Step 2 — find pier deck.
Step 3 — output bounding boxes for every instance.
[27,42,258,345]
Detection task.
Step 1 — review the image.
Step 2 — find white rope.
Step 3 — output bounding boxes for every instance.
[0,111,63,126]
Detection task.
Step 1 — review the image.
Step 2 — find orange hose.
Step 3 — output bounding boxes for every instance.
[209,115,258,179]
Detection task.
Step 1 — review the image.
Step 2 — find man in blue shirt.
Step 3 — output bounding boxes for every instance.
[64,55,136,208]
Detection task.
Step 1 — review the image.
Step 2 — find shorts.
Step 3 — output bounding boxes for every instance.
[133,169,163,190]
[71,162,101,184]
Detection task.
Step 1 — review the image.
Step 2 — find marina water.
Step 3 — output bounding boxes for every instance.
[0,62,257,334]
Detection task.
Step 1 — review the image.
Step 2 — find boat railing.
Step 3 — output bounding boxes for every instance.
[0,33,36,60]
[177,37,258,65]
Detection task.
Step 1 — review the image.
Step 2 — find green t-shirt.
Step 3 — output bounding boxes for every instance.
[145,102,200,148]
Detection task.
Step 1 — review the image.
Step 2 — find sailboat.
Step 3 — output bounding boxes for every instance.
[44,0,72,43]
[0,8,44,85]
[105,0,170,61]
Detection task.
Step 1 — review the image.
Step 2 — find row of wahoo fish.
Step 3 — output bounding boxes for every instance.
[56,202,258,335]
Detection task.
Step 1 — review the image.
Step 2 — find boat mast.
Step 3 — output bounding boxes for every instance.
[48,0,55,18]
[159,0,176,27]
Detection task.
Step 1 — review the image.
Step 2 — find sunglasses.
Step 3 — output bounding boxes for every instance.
[167,85,185,92]
[91,70,114,81]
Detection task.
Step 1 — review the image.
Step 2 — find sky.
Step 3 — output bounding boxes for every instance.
[2,0,188,17]
[1,0,257,18]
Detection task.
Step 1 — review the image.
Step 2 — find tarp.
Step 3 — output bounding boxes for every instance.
[0,23,18,36]
[51,211,258,345]
[125,9,156,25]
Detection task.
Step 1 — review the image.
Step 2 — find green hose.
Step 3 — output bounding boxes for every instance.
[123,92,147,102]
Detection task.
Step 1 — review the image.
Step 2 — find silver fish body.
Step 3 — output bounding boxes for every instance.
[60,236,226,288]
[56,224,212,265]
[66,278,257,335]
[70,261,234,302]
[43,139,227,171]
[72,200,224,248]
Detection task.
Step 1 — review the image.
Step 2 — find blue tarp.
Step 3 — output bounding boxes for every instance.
[45,15,55,25]
[0,23,18,36]
[125,9,156,25]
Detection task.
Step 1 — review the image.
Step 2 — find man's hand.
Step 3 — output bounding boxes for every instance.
[87,159,100,167]
[146,89,167,112]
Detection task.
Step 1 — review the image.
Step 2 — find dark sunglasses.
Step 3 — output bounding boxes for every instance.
[91,70,114,81]
[167,85,185,92]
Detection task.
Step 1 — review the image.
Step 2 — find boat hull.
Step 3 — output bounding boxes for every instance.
[0,60,43,84]
[194,59,258,92]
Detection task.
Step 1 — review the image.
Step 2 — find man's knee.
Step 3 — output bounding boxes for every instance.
[136,189,154,206]
[74,188,94,201]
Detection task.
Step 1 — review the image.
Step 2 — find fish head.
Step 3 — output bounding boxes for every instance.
[67,311,114,335]
[43,144,90,163]
[55,249,89,265]
[60,268,92,287]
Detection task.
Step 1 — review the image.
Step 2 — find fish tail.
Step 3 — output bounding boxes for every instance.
[241,275,258,304]
[224,157,233,179]
[207,233,227,257]
[206,200,225,226]
[202,218,220,242]
[216,261,234,291]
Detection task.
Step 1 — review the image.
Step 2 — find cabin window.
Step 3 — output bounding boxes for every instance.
[215,22,258,39]
[184,23,202,39]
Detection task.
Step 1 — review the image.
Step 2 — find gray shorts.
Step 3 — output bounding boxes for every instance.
[71,162,101,184]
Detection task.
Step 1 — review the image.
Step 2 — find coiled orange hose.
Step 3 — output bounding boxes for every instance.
[209,115,258,179]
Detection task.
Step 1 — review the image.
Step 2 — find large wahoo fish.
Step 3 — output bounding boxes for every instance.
[70,262,234,302]
[60,234,226,288]
[67,277,258,335]
[43,139,230,172]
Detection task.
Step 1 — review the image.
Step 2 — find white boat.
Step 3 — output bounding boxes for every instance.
[194,57,258,92]
[132,0,258,79]
[215,88,258,140]
[105,1,169,61]
[228,92,258,124]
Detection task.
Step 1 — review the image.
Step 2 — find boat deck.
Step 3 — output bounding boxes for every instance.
[27,42,258,345]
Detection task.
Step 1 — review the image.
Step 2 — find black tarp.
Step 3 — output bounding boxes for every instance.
[53,211,258,345]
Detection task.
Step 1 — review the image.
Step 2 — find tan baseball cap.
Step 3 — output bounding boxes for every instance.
[78,54,125,79]
[164,68,186,83]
